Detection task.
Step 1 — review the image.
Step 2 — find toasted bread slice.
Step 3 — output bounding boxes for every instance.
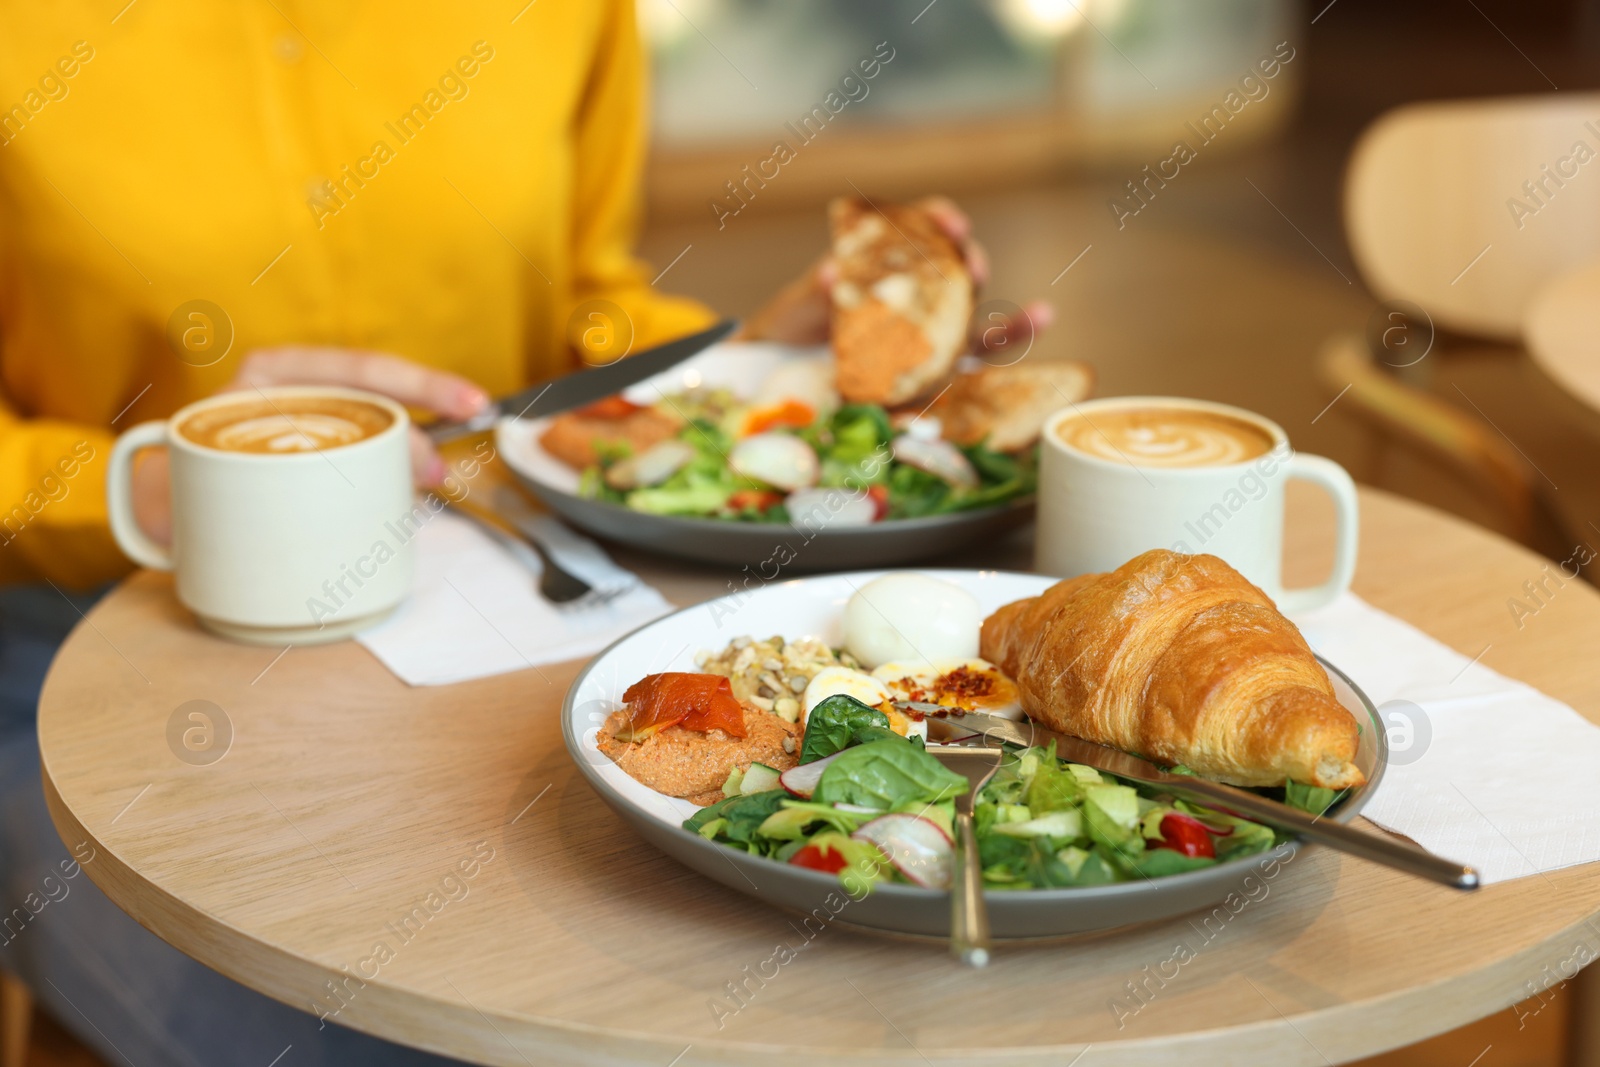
[829,197,973,406]
[932,360,1095,452]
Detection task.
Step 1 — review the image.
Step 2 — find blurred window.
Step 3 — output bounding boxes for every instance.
[642,0,1300,146]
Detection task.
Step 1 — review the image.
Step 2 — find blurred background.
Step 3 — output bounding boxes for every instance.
[638,0,1600,586]
[14,0,1599,1064]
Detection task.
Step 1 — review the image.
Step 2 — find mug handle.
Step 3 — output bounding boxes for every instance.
[106,421,175,571]
[1277,453,1359,614]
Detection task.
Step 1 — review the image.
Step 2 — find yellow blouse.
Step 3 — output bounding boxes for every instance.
[0,0,712,587]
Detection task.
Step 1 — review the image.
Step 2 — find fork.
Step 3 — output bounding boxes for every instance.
[927,744,1007,968]
[447,503,595,604]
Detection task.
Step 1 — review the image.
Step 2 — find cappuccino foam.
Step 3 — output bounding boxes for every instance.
[178,397,393,454]
[1055,406,1274,468]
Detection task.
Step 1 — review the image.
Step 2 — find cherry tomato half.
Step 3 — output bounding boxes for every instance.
[790,843,849,873]
[867,484,890,520]
[1153,812,1216,859]
[727,489,785,513]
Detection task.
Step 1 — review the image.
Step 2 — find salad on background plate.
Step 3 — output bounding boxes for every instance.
[514,343,1093,529]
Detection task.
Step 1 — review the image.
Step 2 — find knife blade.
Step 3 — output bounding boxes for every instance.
[914,704,1479,890]
[426,318,739,444]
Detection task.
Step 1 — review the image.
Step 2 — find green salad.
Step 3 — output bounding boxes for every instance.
[577,394,1035,524]
[686,695,1338,893]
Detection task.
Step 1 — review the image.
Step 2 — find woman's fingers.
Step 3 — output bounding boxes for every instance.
[973,299,1055,356]
[229,347,490,419]
[407,426,447,488]
[916,196,972,242]
[915,195,989,287]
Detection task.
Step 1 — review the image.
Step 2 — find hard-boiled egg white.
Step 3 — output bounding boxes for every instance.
[842,574,981,670]
[800,666,927,741]
[802,666,891,720]
[872,658,1024,719]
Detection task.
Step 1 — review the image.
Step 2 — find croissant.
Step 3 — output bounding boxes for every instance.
[980,550,1364,790]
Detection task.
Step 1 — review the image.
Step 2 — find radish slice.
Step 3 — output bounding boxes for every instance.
[604,440,696,490]
[891,436,979,489]
[730,433,819,491]
[851,813,955,889]
[785,487,877,530]
[778,750,846,799]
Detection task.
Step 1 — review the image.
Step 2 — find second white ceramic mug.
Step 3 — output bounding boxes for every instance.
[105,386,416,645]
[1035,396,1359,613]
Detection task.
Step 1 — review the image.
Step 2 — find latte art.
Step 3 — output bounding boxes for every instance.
[1054,407,1274,468]
[178,397,393,454]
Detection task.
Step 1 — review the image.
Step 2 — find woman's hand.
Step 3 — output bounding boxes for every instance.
[742,196,1053,355]
[130,347,490,545]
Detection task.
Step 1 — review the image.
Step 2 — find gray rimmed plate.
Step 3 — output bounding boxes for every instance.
[562,569,1386,939]
[496,342,1036,571]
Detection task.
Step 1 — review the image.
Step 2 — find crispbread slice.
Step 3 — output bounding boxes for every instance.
[829,197,973,406]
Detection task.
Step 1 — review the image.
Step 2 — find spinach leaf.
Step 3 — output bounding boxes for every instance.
[798,695,891,764]
[962,442,1019,484]
[683,789,789,853]
[813,737,969,809]
[1112,846,1218,880]
[832,404,893,449]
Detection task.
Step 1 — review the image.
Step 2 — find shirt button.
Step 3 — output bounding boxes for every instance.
[273,34,304,64]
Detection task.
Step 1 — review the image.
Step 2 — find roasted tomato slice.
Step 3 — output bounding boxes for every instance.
[727,489,785,513]
[576,395,645,420]
[790,843,850,873]
[1152,812,1216,859]
[616,672,746,741]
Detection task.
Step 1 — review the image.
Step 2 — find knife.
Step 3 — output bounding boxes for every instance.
[425,318,739,444]
[916,705,1480,890]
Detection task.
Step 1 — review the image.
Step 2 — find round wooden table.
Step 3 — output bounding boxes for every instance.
[37,486,1600,1066]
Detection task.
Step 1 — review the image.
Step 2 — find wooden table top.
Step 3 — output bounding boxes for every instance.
[38,485,1600,1067]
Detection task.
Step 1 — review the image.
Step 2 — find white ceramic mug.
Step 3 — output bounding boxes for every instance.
[1035,396,1359,613]
[106,387,415,645]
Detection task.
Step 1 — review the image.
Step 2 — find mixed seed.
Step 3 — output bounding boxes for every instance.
[694,634,860,723]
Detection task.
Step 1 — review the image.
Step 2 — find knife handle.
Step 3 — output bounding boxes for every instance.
[1161,777,1480,890]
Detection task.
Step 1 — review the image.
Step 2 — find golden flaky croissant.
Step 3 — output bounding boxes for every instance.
[980,550,1364,790]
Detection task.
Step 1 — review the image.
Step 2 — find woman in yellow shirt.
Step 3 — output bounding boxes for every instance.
[0,3,1039,1064]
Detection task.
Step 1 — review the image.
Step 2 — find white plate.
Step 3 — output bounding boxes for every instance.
[562,569,1384,938]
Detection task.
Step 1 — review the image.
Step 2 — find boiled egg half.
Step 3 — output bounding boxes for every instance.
[842,573,981,670]
[871,658,1024,719]
[801,665,927,741]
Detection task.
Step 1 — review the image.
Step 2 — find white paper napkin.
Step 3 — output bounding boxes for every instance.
[1290,593,1600,884]
[356,512,673,686]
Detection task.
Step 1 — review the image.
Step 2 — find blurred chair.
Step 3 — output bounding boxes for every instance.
[1322,94,1598,559]
[1316,331,1544,543]
[1346,93,1600,341]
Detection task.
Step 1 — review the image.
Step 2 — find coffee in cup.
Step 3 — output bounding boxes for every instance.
[107,387,415,645]
[1052,406,1275,468]
[1036,397,1359,613]
[175,396,394,454]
